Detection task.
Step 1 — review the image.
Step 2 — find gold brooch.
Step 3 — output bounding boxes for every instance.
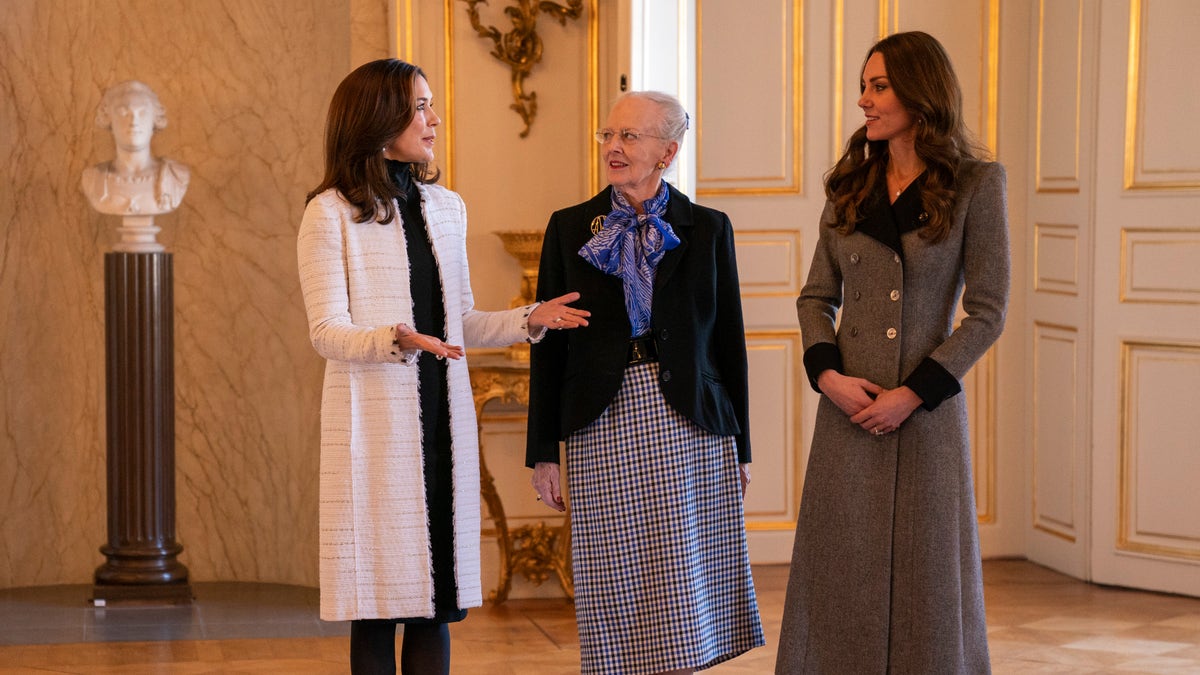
[589,215,606,235]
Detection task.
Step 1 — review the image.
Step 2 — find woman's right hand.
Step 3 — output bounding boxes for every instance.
[394,323,464,360]
[532,462,566,511]
[816,370,882,417]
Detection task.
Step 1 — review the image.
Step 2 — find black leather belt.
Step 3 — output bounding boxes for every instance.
[627,335,658,364]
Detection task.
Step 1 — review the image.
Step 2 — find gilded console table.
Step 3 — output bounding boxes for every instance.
[469,352,573,603]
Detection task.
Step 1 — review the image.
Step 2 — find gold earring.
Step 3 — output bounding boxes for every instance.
[656,161,666,170]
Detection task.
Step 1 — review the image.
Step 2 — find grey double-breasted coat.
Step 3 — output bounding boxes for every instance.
[776,159,1009,673]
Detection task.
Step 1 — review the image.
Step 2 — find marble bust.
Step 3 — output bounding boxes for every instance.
[81,81,189,217]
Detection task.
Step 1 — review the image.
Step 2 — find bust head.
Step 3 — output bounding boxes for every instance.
[81,80,189,218]
[95,80,168,154]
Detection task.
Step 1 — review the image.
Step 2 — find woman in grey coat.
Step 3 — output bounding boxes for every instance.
[776,32,1008,673]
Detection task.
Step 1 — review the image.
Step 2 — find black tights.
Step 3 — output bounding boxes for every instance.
[349,620,450,675]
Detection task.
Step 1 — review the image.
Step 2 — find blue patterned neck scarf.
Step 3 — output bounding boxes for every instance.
[578,182,680,337]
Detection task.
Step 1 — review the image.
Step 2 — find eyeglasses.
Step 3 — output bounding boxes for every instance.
[594,128,669,144]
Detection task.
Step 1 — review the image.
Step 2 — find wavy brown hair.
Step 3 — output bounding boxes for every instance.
[825,31,988,242]
[305,59,439,223]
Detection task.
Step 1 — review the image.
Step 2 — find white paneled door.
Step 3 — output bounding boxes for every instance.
[1087,0,1200,597]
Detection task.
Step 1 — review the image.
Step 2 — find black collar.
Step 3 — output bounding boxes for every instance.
[853,173,929,258]
[384,159,417,201]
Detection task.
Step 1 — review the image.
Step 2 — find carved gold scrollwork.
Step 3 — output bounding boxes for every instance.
[510,522,573,593]
[469,356,573,604]
[461,0,585,138]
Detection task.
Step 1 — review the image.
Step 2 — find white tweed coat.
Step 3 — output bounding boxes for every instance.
[297,183,535,622]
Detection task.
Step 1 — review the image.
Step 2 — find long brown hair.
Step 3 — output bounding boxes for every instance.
[825,31,987,242]
[305,59,439,224]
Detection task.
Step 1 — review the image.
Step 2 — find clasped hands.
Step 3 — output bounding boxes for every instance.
[816,370,921,436]
[393,292,589,360]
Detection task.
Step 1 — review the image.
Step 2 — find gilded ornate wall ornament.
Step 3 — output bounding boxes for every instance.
[461,0,584,138]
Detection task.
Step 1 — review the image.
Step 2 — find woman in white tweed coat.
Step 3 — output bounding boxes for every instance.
[776,32,1009,673]
[297,59,587,675]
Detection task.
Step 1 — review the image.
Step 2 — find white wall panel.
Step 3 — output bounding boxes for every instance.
[696,0,800,193]
[1023,0,1096,580]
[1032,324,1080,542]
[1125,0,1200,189]
[1118,342,1200,562]
[743,334,801,524]
[1121,228,1200,304]
[1035,223,1081,296]
[1035,0,1083,192]
[1092,1,1200,597]
[744,332,803,562]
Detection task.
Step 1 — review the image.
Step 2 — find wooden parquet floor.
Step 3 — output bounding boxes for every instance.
[2,560,1200,673]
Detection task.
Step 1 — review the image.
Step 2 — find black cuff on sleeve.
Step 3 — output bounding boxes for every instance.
[903,357,962,411]
[525,441,562,468]
[802,342,843,393]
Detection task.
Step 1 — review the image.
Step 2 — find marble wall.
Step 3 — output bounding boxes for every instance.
[0,0,388,588]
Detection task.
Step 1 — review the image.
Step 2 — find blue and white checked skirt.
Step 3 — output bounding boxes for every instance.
[566,362,765,674]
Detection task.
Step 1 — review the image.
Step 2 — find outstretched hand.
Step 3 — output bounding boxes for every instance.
[529,292,590,331]
[394,323,464,360]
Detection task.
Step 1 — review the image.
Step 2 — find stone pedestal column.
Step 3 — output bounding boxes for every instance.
[92,251,191,604]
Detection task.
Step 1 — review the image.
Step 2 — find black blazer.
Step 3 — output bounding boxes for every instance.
[525,184,751,466]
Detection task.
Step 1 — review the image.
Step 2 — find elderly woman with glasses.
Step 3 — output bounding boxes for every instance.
[526,90,764,675]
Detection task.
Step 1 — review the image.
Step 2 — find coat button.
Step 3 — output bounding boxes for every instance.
[850,253,860,264]
[886,328,897,339]
[661,369,672,382]
[893,254,901,264]
[890,289,900,301]
[853,290,862,300]
[850,327,859,337]
[659,329,669,341]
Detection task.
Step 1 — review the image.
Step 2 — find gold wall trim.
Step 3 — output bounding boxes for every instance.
[587,0,600,195]
[389,0,455,186]
[971,346,998,524]
[444,0,456,188]
[747,522,800,532]
[983,0,1000,155]
[1120,227,1200,305]
[1031,322,1080,542]
[877,0,890,41]
[833,0,845,165]
[1123,0,1139,191]
[1034,0,1083,193]
[397,0,414,61]
[1035,523,1078,543]
[1124,0,1200,191]
[1118,340,1200,562]
[695,0,803,196]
